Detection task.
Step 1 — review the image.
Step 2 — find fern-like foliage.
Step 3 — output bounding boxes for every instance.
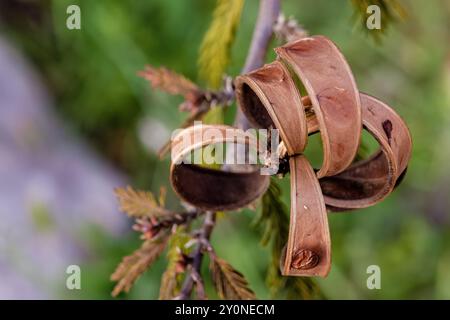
[111,235,169,297]
[114,186,169,217]
[139,66,199,97]
[198,0,244,89]
[210,255,256,300]
[112,186,203,298]
[254,179,323,299]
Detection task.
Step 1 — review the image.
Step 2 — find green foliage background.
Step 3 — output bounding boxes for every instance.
[2,0,450,299]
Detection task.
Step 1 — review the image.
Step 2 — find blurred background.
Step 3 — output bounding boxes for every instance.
[0,0,449,299]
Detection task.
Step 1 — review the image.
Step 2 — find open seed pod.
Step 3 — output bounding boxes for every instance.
[170,124,270,211]
[235,35,411,277]
[275,35,363,179]
[319,93,412,210]
[170,35,412,278]
[235,36,364,276]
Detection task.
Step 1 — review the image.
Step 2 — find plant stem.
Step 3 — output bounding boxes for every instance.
[177,211,216,300]
[234,0,281,130]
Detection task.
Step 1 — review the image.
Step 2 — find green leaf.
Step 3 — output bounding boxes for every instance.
[159,227,191,300]
[254,179,289,247]
[198,0,244,89]
[202,106,225,125]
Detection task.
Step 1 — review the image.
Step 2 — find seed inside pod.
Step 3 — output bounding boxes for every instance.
[291,249,320,270]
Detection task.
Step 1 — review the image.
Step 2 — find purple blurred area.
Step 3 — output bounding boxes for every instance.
[0,37,126,299]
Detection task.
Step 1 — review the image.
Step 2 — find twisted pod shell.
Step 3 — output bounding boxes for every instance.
[169,35,412,277]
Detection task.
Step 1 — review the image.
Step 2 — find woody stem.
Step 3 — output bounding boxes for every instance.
[234,0,281,130]
[177,211,216,300]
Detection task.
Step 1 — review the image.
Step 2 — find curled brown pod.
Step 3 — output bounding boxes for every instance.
[319,93,412,210]
[169,35,412,278]
[284,155,331,277]
[235,35,363,277]
[276,35,362,179]
[235,60,308,156]
[170,125,270,211]
[234,59,335,276]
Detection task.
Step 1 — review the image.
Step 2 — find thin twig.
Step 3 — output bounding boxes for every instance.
[234,0,281,130]
[134,210,202,240]
[176,211,216,300]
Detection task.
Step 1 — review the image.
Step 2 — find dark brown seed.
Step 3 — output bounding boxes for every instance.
[291,249,319,270]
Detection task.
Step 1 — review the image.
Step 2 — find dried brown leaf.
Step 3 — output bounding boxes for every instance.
[114,186,168,217]
[111,236,169,297]
[139,66,199,97]
[210,256,256,300]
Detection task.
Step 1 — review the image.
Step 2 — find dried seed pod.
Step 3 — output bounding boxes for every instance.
[170,35,412,279]
[235,60,308,156]
[319,93,412,210]
[170,125,269,211]
[275,36,362,179]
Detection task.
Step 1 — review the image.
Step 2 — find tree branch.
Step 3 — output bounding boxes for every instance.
[234,0,281,130]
